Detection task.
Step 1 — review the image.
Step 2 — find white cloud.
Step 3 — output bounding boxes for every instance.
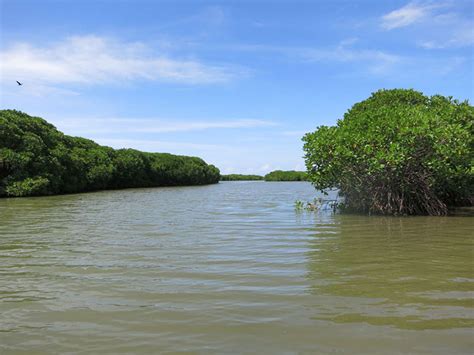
[0,35,240,87]
[225,41,401,75]
[293,163,305,171]
[48,116,276,136]
[381,1,445,30]
[86,131,305,175]
[259,163,272,171]
[220,167,237,174]
[418,22,474,49]
[381,2,473,49]
[132,119,276,133]
[200,6,227,26]
[94,138,228,153]
[10,84,81,97]
[302,46,401,74]
[281,130,311,137]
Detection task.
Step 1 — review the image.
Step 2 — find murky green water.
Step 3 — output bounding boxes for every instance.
[1,182,473,354]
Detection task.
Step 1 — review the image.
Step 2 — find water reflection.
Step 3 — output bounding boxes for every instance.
[306,215,474,329]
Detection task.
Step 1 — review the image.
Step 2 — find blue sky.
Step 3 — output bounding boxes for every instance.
[1,0,473,174]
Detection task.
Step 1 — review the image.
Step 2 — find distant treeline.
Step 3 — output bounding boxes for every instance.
[264,170,308,181]
[220,174,263,181]
[221,170,307,181]
[0,110,220,197]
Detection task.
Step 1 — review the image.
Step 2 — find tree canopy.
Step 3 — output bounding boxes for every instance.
[303,89,473,215]
[0,110,220,197]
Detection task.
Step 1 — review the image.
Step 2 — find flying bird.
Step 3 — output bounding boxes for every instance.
[16,81,23,86]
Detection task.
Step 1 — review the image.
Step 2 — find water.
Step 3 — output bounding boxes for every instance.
[0,181,473,354]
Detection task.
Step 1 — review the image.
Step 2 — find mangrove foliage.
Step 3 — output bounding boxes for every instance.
[0,110,220,197]
[303,89,473,216]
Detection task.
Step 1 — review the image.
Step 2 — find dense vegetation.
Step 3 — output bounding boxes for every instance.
[264,170,308,181]
[220,174,263,181]
[303,89,473,215]
[0,110,220,197]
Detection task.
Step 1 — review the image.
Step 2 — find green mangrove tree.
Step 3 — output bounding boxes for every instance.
[303,89,473,215]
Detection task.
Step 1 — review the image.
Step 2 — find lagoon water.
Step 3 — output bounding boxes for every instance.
[0,181,473,354]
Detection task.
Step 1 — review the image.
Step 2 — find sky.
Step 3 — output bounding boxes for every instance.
[0,0,473,174]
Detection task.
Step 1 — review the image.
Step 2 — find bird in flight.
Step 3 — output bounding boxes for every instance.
[16,81,23,86]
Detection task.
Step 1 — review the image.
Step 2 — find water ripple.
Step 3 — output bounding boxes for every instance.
[0,182,472,353]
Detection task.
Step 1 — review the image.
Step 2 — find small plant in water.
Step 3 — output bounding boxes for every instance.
[294,200,305,211]
[295,197,340,212]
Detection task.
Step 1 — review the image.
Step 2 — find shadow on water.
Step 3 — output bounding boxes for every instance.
[305,213,474,330]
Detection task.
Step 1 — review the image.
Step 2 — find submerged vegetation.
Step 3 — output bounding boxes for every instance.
[0,110,220,197]
[264,170,308,181]
[220,174,263,181]
[303,89,473,216]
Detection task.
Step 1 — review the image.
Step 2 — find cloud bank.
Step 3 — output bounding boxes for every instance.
[0,35,238,87]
